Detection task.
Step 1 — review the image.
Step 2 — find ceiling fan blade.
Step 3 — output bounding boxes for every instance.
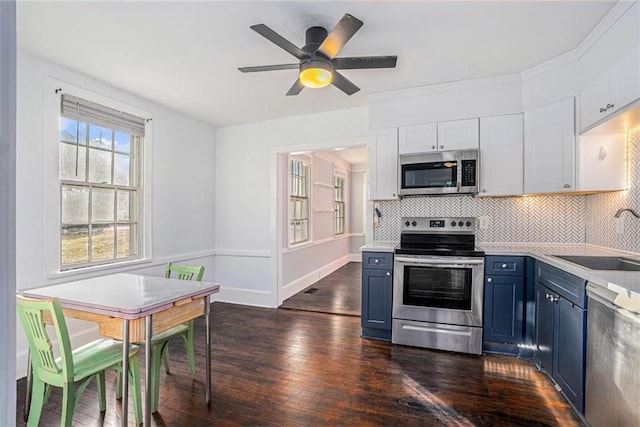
[250,24,309,60]
[317,13,364,59]
[238,64,299,73]
[286,79,305,96]
[331,71,360,96]
[333,56,398,70]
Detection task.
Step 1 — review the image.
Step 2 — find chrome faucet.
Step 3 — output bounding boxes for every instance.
[614,208,640,219]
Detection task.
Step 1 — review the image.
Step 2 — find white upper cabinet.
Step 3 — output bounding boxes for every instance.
[398,123,437,154]
[479,114,523,197]
[398,118,479,155]
[579,2,640,133]
[580,48,640,132]
[437,118,480,151]
[524,98,575,194]
[368,128,399,200]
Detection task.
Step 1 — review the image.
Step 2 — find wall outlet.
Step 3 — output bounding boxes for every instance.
[479,216,490,230]
[616,217,625,235]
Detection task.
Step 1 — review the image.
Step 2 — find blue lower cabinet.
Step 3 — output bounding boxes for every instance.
[484,275,524,344]
[483,256,525,356]
[533,261,587,414]
[361,252,393,341]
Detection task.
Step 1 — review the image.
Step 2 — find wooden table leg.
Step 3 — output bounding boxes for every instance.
[121,319,130,426]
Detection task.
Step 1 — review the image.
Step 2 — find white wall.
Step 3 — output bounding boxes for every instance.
[1,0,17,423]
[349,163,366,254]
[15,51,216,378]
[215,106,368,307]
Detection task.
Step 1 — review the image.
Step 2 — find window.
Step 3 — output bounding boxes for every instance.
[289,159,310,244]
[59,94,144,270]
[334,176,345,235]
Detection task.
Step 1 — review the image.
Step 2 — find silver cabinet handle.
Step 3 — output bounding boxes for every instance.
[386,272,391,276]
[487,277,493,283]
[374,259,380,264]
[564,184,570,188]
[501,263,508,268]
[432,145,436,150]
[440,145,444,149]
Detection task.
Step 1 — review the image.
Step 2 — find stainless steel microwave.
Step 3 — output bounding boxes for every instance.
[399,149,479,196]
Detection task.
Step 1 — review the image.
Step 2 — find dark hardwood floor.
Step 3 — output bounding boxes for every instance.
[280,262,361,316]
[17,302,581,426]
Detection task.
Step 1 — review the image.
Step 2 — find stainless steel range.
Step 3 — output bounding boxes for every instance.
[392,217,485,355]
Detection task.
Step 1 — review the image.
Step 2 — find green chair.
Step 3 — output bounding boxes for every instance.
[150,262,205,412]
[17,295,142,426]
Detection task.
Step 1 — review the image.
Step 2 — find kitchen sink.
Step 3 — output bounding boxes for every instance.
[551,255,640,271]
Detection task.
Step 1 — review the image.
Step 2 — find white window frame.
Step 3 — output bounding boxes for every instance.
[288,156,311,246]
[334,174,346,236]
[44,79,153,278]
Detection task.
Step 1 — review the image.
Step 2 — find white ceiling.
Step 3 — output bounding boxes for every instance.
[17,1,616,129]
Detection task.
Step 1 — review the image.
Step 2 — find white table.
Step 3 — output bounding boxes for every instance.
[23,273,220,426]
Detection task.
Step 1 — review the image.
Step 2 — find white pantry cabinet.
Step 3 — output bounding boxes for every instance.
[368,128,399,200]
[524,98,575,194]
[478,114,523,197]
[398,118,479,155]
[398,123,437,154]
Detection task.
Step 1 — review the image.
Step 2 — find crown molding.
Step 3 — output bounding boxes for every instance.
[576,0,637,58]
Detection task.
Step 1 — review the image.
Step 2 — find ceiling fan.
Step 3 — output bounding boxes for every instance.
[238,13,397,96]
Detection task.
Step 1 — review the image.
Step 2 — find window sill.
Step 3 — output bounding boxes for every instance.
[45,257,154,283]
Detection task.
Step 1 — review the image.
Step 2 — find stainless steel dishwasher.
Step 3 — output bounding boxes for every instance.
[585,282,640,427]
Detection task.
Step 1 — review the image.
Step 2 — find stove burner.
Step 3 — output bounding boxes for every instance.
[396,216,485,258]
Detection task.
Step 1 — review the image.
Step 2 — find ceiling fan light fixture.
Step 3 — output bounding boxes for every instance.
[299,60,332,88]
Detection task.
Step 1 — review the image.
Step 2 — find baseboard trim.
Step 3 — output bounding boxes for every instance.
[215,286,273,308]
[280,254,352,303]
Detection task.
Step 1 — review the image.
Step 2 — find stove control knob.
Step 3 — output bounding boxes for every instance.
[411,221,417,227]
[451,221,457,227]
[458,221,464,227]
[404,221,410,227]
[466,221,472,227]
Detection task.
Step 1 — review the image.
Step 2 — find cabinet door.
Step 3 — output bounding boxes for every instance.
[479,114,523,196]
[361,269,393,330]
[398,123,437,154]
[368,128,398,200]
[534,284,554,372]
[524,98,575,194]
[580,71,612,132]
[437,118,479,151]
[554,297,586,413]
[483,275,524,344]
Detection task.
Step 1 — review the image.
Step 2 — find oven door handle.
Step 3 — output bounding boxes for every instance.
[395,256,484,268]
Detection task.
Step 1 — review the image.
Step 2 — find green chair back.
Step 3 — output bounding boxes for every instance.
[165,263,204,281]
[17,296,74,385]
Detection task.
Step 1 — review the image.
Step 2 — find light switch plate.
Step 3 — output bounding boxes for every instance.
[616,217,624,235]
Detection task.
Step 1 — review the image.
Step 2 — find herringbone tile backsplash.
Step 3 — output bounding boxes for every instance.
[373,129,640,253]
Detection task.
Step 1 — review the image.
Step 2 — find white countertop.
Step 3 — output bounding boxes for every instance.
[360,241,398,253]
[478,243,640,313]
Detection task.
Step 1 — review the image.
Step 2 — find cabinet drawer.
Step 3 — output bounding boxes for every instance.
[536,261,587,307]
[485,256,525,276]
[362,252,394,270]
